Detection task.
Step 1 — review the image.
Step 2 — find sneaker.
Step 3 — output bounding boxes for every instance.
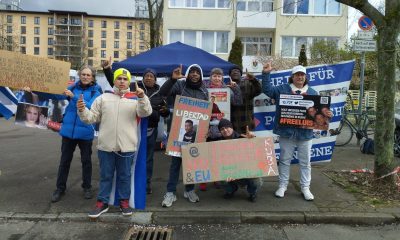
[120,199,133,216]
[161,192,177,208]
[83,188,93,199]
[51,189,65,203]
[248,194,257,202]
[275,187,287,198]
[301,187,314,201]
[199,183,207,191]
[146,182,152,194]
[88,201,109,218]
[183,190,200,203]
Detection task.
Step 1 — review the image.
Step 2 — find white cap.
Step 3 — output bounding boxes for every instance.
[292,65,306,75]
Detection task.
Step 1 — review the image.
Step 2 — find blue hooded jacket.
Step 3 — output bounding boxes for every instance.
[59,81,102,140]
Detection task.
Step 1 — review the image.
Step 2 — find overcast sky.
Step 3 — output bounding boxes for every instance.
[19,0,137,16]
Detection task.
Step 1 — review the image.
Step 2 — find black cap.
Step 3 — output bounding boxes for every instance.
[218,118,233,131]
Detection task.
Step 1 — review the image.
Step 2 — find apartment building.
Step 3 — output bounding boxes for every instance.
[163,0,348,72]
[0,9,149,70]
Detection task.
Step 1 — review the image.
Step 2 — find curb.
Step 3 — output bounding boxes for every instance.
[0,211,398,225]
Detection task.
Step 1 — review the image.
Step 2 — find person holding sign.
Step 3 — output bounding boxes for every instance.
[77,68,152,218]
[261,63,332,201]
[51,66,102,203]
[159,64,209,208]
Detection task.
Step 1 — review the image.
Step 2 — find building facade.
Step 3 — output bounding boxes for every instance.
[0,9,149,70]
[163,0,348,72]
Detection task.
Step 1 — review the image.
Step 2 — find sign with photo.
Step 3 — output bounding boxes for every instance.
[207,88,230,125]
[15,102,49,129]
[278,94,331,130]
[181,137,278,184]
[166,95,212,157]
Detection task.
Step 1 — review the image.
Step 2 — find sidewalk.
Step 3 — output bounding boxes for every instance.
[0,118,399,225]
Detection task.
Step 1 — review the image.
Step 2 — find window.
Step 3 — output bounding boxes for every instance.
[218,0,230,8]
[139,32,145,40]
[21,26,26,34]
[203,0,215,7]
[70,18,81,25]
[127,50,132,57]
[48,38,54,45]
[21,16,26,24]
[7,36,13,45]
[88,49,93,57]
[88,40,93,47]
[101,20,107,28]
[185,0,198,7]
[114,51,119,58]
[88,20,94,27]
[127,32,132,40]
[139,45,145,51]
[34,37,40,45]
[34,47,40,55]
[7,15,12,23]
[114,21,120,29]
[101,40,106,48]
[48,48,54,55]
[48,28,54,35]
[34,27,40,35]
[34,17,40,25]
[127,42,132,49]
[20,47,26,54]
[88,30,93,38]
[139,23,145,30]
[170,0,230,8]
[241,37,272,56]
[101,30,107,38]
[114,31,120,39]
[88,59,93,66]
[101,50,106,58]
[20,36,26,44]
[281,36,340,57]
[6,26,12,33]
[48,17,54,25]
[127,22,133,30]
[114,41,119,48]
[170,30,229,53]
[237,0,274,12]
[283,0,340,15]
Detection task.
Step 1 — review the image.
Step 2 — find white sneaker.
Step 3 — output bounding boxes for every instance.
[184,190,200,203]
[161,192,177,207]
[275,187,287,198]
[301,187,314,201]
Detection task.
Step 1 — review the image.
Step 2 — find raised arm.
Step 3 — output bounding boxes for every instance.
[261,62,280,99]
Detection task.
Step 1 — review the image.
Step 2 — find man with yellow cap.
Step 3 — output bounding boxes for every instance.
[77,68,152,218]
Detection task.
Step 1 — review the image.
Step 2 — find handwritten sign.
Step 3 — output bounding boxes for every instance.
[278,94,331,130]
[0,50,70,94]
[166,95,212,157]
[181,137,278,184]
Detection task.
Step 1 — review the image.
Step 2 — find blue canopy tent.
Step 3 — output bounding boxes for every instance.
[112,42,237,77]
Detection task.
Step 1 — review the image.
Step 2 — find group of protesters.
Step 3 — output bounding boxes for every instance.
[32,59,331,219]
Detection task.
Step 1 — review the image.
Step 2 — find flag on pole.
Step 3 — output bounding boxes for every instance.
[0,87,18,120]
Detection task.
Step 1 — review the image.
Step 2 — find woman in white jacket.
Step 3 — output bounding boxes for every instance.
[77,68,152,218]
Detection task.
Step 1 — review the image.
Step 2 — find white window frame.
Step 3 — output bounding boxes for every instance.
[169,0,231,9]
[240,36,273,56]
[280,36,340,58]
[281,0,341,16]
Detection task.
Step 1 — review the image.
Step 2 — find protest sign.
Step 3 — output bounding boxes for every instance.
[278,94,331,130]
[253,60,355,163]
[208,88,230,125]
[15,102,48,129]
[181,137,278,184]
[0,50,70,94]
[166,95,212,157]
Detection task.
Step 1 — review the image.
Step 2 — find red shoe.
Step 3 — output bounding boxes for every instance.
[199,183,207,191]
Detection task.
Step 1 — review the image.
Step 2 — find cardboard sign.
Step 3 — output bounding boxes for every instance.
[166,95,212,157]
[278,94,331,130]
[181,137,278,184]
[208,88,230,125]
[0,50,70,94]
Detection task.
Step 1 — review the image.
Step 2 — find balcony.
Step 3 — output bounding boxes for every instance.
[54,30,82,36]
[237,11,276,30]
[54,41,81,46]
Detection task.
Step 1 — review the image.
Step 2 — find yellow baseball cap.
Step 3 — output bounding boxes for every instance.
[113,68,132,83]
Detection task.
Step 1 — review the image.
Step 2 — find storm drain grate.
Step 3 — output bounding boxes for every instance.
[123,227,173,240]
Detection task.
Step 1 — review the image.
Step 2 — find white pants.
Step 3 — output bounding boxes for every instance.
[278,137,312,189]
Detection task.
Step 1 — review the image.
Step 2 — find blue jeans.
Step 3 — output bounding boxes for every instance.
[97,150,134,203]
[166,156,194,193]
[146,127,158,184]
[56,137,92,192]
[224,178,262,195]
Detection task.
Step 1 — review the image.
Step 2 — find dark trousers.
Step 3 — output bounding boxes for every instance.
[56,137,93,192]
[146,127,158,184]
[166,156,194,193]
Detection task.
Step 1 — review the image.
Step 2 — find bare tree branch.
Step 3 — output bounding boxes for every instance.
[335,0,385,27]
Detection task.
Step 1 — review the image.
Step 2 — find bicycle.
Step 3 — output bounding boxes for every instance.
[334,93,375,147]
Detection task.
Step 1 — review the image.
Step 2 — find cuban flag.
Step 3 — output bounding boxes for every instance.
[0,87,18,120]
[108,92,148,209]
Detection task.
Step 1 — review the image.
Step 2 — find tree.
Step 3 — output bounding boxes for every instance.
[146,0,163,48]
[298,44,308,66]
[228,37,243,69]
[336,0,400,180]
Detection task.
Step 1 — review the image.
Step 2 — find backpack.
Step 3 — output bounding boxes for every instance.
[360,138,374,154]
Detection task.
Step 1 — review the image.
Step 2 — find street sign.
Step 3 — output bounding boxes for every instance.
[357,30,374,39]
[358,16,374,31]
[353,39,376,52]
